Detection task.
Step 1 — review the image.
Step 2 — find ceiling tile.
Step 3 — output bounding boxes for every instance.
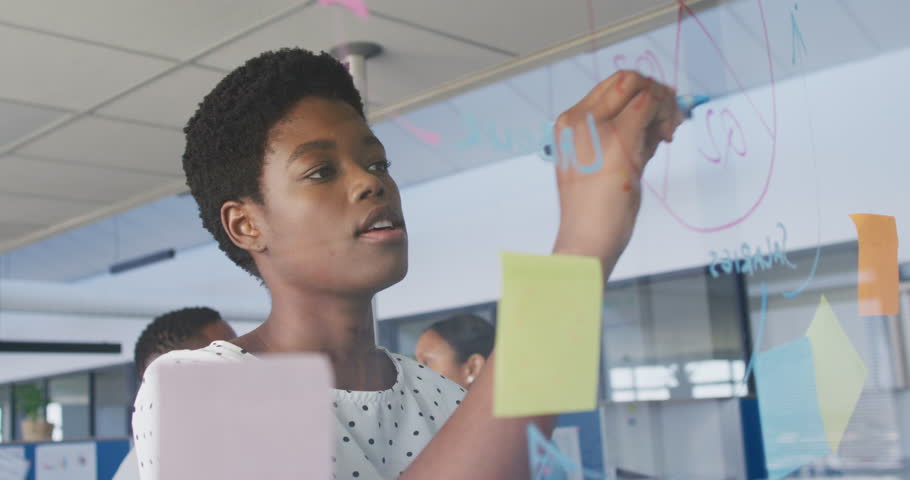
[111,197,212,262]
[0,221,43,243]
[97,66,226,128]
[3,219,119,282]
[0,192,100,226]
[0,155,178,203]
[0,100,66,148]
[197,7,511,106]
[0,25,174,111]
[0,0,308,59]
[369,0,662,57]
[838,0,910,52]
[19,115,184,176]
[2,193,213,282]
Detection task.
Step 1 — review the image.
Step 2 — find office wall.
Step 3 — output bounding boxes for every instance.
[600,399,746,479]
[0,311,258,384]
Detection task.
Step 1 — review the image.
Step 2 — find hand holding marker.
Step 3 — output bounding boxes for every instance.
[675,94,713,119]
[541,94,713,165]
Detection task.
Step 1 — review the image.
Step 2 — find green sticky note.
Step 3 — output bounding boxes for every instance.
[494,252,603,417]
[806,295,868,452]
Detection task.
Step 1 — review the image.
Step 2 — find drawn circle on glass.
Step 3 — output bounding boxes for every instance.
[637,0,777,233]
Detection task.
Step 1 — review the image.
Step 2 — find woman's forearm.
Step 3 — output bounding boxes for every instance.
[401,351,557,480]
[403,246,624,480]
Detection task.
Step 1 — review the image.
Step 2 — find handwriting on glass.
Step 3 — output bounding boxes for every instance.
[317,0,369,19]
[700,108,747,166]
[456,113,553,156]
[393,117,442,146]
[708,222,797,278]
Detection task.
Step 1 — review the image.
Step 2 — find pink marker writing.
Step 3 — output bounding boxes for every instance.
[318,0,369,19]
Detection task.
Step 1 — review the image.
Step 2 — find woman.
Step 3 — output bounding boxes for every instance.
[415,314,494,389]
[132,47,681,479]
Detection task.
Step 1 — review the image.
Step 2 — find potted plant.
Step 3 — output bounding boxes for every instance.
[15,384,53,441]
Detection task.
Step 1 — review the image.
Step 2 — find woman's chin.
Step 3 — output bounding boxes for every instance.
[374,259,408,291]
[348,257,407,295]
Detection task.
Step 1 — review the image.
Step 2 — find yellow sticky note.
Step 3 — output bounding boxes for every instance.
[494,252,603,417]
[806,295,868,452]
[849,214,899,316]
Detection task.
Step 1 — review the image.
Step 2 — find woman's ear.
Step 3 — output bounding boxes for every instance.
[463,353,487,385]
[221,200,265,253]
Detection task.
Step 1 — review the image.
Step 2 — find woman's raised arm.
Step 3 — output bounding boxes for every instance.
[402,71,682,480]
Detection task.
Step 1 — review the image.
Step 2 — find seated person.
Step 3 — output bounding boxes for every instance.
[415,314,494,389]
[132,46,681,479]
[113,307,236,480]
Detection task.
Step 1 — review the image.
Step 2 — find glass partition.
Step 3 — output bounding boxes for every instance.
[12,381,45,442]
[47,373,91,441]
[94,365,133,439]
[0,384,9,443]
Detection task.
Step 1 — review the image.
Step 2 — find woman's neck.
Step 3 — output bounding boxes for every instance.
[234,284,396,391]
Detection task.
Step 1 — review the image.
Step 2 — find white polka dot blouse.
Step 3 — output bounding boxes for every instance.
[131,341,466,479]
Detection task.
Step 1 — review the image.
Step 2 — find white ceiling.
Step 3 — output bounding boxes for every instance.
[2,0,909,282]
[0,0,709,255]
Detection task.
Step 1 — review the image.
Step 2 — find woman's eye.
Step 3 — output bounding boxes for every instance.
[306,166,336,180]
[369,160,391,173]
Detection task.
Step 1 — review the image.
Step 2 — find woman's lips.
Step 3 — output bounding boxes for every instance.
[357,226,406,243]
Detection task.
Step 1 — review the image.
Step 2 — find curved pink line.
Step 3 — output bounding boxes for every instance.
[699,108,723,163]
[394,117,442,146]
[722,109,747,157]
[645,127,774,233]
[613,54,628,71]
[642,0,776,233]
[675,0,775,138]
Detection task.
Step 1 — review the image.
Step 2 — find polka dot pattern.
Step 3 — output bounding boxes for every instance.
[130,341,466,480]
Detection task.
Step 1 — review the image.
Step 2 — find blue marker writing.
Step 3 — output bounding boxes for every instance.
[542,94,712,158]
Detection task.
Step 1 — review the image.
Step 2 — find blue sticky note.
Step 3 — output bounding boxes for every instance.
[527,424,579,480]
[754,337,832,479]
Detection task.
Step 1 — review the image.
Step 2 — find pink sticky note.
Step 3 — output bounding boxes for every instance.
[318,0,369,19]
[154,355,334,479]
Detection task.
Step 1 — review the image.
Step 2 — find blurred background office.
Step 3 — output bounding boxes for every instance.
[2,0,910,479]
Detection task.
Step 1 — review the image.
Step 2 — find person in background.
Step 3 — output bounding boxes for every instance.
[133,306,237,379]
[113,307,237,480]
[415,313,494,389]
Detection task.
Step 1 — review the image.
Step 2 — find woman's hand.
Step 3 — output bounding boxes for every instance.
[552,71,682,273]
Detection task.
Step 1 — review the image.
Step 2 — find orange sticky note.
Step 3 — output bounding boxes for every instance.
[849,214,899,316]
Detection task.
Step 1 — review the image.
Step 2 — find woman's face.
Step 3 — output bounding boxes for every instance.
[249,97,408,294]
[415,329,468,388]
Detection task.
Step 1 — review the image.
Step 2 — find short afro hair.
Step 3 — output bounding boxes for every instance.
[134,307,224,378]
[182,48,365,277]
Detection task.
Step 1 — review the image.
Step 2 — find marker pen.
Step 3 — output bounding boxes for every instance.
[542,94,712,156]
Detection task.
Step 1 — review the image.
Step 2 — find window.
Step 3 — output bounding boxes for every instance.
[47,373,90,441]
[603,271,748,403]
[12,381,45,442]
[94,365,132,438]
[0,385,9,442]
